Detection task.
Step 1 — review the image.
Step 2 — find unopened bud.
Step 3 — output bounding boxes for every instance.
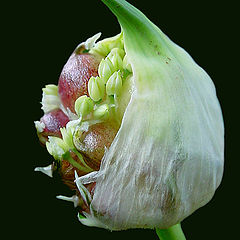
[107,48,124,71]
[93,104,110,120]
[46,136,68,160]
[98,58,115,84]
[106,71,122,96]
[88,76,105,102]
[75,95,94,117]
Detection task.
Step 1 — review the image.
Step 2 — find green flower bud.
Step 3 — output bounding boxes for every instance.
[46,136,68,160]
[60,127,74,150]
[46,119,81,160]
[75,95,94,117]
[107,50,123,71]
[98,58,115,84]
[93,104,110,120]
[106,71,122,96]
[88,76,105,101]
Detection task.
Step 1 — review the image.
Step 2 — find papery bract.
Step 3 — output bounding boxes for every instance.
[34,0,224,233]
[76,0,224,230]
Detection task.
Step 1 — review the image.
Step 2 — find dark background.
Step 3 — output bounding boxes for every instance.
[5,0,237,239]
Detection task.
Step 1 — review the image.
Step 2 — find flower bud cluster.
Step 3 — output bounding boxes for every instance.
[77,42,132,122]
[46,119,93,173]
[72,35,133,124]
[36,33,134,181]
[89,47,125,101]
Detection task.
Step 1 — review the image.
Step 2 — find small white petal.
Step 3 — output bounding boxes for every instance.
[78,171,99,185]
[74,171,92,205]
[34,164,53,177]
[75,32,102,52]
[85,32,102,50]
[56,195,79,208]
[59,104,78,121]
[74,170,79,180]
[34,121,45,133]
[77,211,109,229]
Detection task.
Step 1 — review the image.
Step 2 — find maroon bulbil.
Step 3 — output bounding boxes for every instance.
[38,108,69,144]
[58,52,101,113]
[74,122,118,169]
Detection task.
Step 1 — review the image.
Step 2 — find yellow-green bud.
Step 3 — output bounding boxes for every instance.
[106,71,122,96]
[74,95,94,117]
[98,58,115,84]
[107,49,124,71]
[93,104,110,120]
[46,136,68,160]
[88,76,105,102]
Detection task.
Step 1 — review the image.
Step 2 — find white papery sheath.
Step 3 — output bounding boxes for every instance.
[77,0,224,230]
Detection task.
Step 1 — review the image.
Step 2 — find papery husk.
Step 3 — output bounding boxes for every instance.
[78,0,224,230]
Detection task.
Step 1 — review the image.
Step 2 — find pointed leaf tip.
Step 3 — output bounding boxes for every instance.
[101,0,168,59]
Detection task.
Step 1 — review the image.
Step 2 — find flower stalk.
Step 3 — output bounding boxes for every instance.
[156,224,186,240]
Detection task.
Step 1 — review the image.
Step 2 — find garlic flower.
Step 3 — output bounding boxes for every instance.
[34,0,224,238]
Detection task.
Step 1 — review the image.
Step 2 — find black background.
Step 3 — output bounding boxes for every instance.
[5,0,238,239]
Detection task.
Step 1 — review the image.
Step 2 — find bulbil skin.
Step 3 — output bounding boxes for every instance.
[60,151,91,190]
[59,122,118,196]
[58,52,101,113]
[74,122,118,169]
[39,108,70,145]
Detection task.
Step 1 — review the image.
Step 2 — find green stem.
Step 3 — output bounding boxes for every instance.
[156,223,186,240]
